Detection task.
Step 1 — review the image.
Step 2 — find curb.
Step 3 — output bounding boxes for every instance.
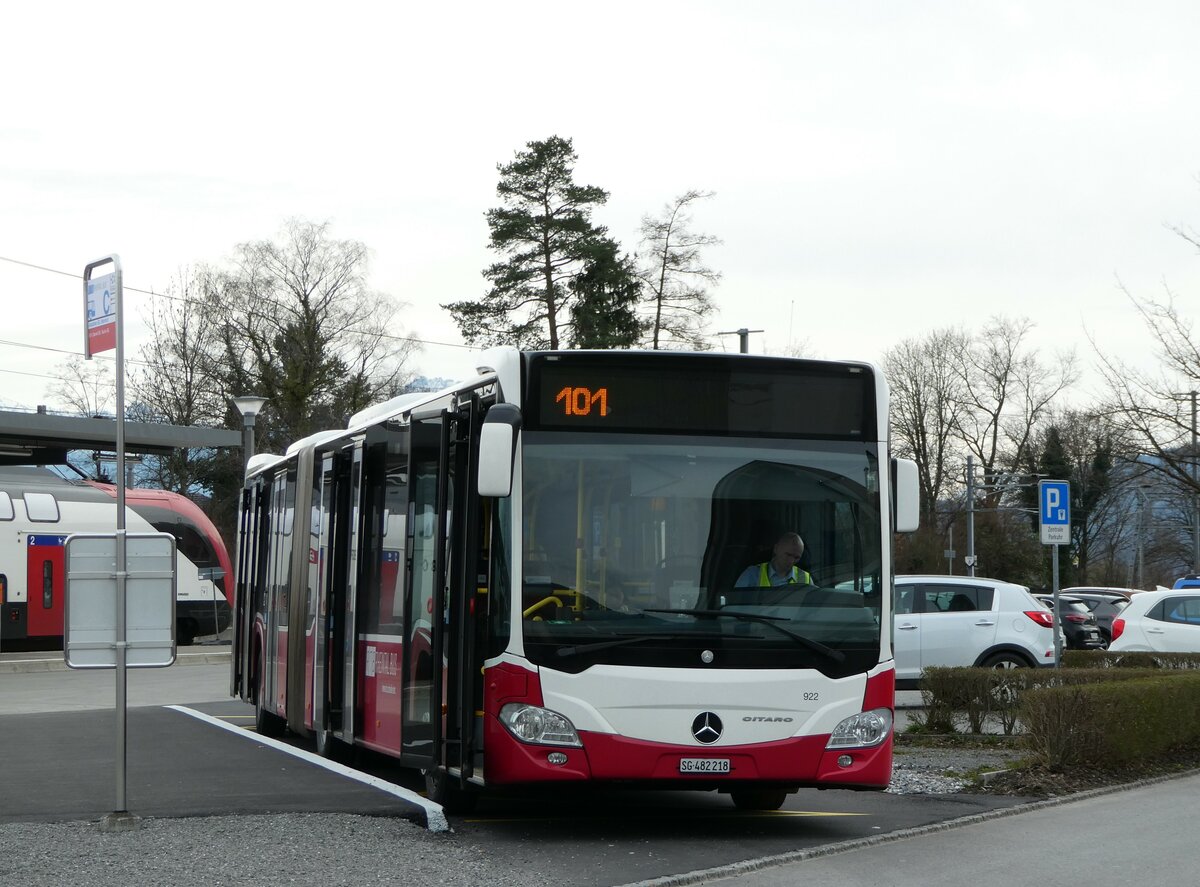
[0,648,231,674]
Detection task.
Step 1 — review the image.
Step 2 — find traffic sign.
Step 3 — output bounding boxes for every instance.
[1039,479,1070,545]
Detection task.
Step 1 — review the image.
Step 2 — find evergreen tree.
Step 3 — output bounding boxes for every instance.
[568,241,645,348]
[445,136,634,349]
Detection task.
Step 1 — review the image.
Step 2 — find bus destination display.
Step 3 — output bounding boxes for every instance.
[529,354,872,438]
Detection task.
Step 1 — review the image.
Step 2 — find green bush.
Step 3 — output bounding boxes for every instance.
[1020,674,1200,770]
[1061,650,1200,670]
[914,667,1172,736]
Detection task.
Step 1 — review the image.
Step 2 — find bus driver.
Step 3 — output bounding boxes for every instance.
[735,531,813,587]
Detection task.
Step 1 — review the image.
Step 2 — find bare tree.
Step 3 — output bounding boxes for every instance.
[129,267,227,493]
[45,355,114,417]
[216,218,419,451]
[638,190,721,349]
[884,327,970,528]
[953,316,1077,506]
[1092,286,1200,499]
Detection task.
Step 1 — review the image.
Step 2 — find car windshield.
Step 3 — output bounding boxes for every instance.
[518,432,882,677]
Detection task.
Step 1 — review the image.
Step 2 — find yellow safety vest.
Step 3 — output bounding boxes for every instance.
[757,563,812,586]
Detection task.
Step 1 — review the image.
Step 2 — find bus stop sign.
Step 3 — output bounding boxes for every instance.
[1039,480,1070,546]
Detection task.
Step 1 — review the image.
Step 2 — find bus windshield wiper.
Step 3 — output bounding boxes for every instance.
[555,634,675,658]
[643,609,846,664]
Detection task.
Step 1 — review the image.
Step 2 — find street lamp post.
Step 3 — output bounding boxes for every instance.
[231,396,268,484]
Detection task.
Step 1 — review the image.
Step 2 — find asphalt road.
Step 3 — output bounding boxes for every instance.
[2,647,1192,886]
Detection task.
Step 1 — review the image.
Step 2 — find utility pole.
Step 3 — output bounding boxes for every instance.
[965,455,977,577]
[718,328,764,354]
[1192,390,1198,573]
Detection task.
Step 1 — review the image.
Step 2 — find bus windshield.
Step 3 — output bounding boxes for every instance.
[519,432,882,677]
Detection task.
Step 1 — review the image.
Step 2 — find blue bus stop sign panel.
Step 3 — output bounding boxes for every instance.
[1039,480,1070,545]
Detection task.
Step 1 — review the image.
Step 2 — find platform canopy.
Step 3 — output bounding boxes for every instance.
[0,409,242,465]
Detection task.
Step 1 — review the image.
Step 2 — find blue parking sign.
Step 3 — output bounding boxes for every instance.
[1039,480,1070,545]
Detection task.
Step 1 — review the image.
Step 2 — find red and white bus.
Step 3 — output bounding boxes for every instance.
[0,465,234,649]
[231,348,919,812]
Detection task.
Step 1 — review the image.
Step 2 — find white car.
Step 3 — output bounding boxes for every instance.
[893,575,1056,687]
[1108,589,1200,652]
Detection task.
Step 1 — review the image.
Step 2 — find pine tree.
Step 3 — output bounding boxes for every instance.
[445,136,636,350]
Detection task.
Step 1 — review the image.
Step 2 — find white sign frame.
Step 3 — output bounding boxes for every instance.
[64,532,178,669]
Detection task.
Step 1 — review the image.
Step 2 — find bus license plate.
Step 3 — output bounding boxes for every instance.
[679,758,731,774]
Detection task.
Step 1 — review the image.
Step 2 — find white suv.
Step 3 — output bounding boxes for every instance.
[893,575,1056,687]
[1109,589,1200,652]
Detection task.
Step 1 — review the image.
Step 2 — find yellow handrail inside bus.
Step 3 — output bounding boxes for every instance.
[523,595,563,619]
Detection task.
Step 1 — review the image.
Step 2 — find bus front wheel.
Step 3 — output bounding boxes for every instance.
[729,788,789,811]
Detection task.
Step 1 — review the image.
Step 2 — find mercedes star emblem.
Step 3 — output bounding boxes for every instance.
[691,711,723,744]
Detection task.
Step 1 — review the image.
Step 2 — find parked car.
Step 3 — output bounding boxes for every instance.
[1058,587,1133,643]
[1034,594,1107,650]
[1109,589,1200,652]
[893,575,1056,687]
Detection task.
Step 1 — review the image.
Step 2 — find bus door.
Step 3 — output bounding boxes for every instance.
[231,485,258,698]
[326,442,364,745]
[311,454,334,736]
[401,399,484,784]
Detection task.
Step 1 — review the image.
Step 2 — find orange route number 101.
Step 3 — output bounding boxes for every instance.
[554,386,609,417]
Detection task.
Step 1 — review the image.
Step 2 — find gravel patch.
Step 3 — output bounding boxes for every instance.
[0,813,553,887]
[888,746,1023,795]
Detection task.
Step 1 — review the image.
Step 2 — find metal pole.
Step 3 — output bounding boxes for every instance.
[966,455,976,577]
[112,257,128,814]
[1137,488,1146,589]
[1052,544,1061,667]
[1192,390,1198,573]
[242,414,256,485]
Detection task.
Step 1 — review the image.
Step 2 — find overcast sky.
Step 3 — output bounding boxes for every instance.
[2,1,1198,412]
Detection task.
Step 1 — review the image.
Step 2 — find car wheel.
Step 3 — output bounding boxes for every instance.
[730,788,789,811]
[982,652,1031,670]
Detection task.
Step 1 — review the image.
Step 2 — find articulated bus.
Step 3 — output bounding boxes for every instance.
[0,465,234,649]
[231,347,919,812]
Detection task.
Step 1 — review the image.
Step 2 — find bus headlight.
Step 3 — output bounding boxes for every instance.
[499,703,583,747]
[825,708,892,750]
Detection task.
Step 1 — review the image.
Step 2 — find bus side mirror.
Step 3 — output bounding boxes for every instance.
[478,404,522,498]
[892,457,920,533]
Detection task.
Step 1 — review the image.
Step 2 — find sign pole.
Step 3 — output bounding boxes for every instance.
[1051,543,1061,666]
[1038,479,1071,669]
[84,255,135,828]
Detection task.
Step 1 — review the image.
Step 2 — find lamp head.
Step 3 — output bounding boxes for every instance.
[232,396,268,420]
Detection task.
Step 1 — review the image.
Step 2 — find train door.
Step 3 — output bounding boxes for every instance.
[25,534,66,640]
[400,398,484,796]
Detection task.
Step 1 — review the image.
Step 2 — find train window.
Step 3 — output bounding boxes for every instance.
[43,560,53,609]
[0,492,12,520]
[24,492,60,523]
